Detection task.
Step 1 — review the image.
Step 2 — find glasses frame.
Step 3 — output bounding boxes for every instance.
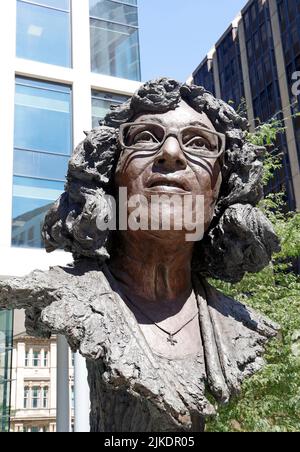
[119,122,226,159]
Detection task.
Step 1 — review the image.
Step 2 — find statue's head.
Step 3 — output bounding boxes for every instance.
[115,98,224,244]
[43,78,280,283]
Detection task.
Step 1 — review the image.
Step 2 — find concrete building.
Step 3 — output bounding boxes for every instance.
[0,0,141,432]
[10,312,74,433]
[192,0,300,212]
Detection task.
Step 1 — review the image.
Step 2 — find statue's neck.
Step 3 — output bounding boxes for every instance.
[108,231,194,304]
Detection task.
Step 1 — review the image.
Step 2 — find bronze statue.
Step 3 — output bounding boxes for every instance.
[0,79,280,432]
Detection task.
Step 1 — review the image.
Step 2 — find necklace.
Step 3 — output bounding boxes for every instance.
[104,265,200,346]
[122,291,199,346]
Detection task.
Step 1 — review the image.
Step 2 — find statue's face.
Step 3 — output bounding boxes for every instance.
[115,100,223,240]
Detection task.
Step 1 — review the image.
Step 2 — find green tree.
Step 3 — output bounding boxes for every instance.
[207,117,300,432]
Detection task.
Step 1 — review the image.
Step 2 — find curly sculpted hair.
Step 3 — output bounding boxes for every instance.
[42,78,280,283]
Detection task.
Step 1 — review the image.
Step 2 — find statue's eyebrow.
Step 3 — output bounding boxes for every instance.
[188,121,213,130]
[136,118,214,130]
[138,117,164,125]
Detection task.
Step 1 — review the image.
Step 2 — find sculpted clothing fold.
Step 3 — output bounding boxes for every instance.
[0,260,278,432]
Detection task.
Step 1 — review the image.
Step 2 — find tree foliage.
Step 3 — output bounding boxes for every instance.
[206,116,300,432]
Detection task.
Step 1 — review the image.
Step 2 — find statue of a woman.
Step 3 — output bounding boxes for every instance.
[0,79,280,432]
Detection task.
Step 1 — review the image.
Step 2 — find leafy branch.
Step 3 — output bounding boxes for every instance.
[207,108,300,432]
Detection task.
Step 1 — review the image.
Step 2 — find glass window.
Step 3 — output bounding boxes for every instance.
[254,31,260,52]
[90,0,138,26]
[28,227,35,243]
[43,387,48,408]
[12,78,71,249]
[116,0,137,4]
[24,387,30,409]
[12,177,65,249]
[32,351,41,367]
[92,90,128,127]
[244,11,250,30]
[71,386,74,409]
[90,19,140,80]
[32,387,40,408]
[44,351,48,367]
[24,0,70,10]
[14,150,69,181]
[15,80,71,154]
[16,0,71,67]
[251,3,257,22]
[90,0,141,81]
[25,351,30,367]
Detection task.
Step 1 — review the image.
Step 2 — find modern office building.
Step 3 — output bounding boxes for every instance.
[0,0,141,432]
[192,0,300,212]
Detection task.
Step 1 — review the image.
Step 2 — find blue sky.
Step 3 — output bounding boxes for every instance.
[138,0,247,82]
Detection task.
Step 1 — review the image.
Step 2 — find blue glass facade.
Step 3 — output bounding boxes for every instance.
[193,27,245,109]
[243,0,280,122]
[92,90,129,128]
[12,77,72,248]
[16,0,71,67]
[243,0,296,209]
[193,58,216,96]
[277,0,300,165]
[0,310,13,433]
[90,0,141,80]
[193,0,297,211]
[216,27,245,109]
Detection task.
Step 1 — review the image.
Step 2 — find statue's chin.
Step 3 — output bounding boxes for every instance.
[137,227,202,244]
[125,200,206,243]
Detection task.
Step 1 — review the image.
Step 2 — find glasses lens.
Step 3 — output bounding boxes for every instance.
[181,127,220,155]
[122,123,164,150]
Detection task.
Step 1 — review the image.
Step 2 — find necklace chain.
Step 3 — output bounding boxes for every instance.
[122,292,199,346]
[104,266,199,347]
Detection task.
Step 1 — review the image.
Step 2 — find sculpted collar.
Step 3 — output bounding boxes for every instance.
[0,259,278,430]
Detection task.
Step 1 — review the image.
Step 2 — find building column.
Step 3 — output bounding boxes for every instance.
[212,49,222,99]
[56,336,70,432]
[269,0,300,210]
[237,14,255,131]
[0,0,16,248]
[74,353,90,432]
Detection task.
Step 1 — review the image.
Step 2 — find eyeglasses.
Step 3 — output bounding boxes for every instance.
[119,122,226,159]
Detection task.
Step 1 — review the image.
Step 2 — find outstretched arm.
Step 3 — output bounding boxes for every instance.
[0,262,108,354]
[0,269,60,311]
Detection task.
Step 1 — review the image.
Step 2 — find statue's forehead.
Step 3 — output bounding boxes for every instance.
[134,100,216,131]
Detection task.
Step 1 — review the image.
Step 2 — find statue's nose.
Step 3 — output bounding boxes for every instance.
[154,136,187,172]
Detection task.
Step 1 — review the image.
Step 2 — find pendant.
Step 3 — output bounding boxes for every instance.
[167,334,178,346]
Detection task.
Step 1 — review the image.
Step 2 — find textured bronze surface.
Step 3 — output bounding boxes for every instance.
[0,78,280,432]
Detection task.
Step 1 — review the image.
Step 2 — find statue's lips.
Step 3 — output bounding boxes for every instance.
[145,176,190,193]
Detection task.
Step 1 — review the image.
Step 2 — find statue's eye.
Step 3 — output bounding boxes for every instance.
[132,131,159,145]
[185,136,212,151]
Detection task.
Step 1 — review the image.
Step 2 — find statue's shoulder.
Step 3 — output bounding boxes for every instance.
[193,277,280,402]
[0,259,109,311]
[202,280,279,339]
[47,259,109,287]
[0,258,116,354]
